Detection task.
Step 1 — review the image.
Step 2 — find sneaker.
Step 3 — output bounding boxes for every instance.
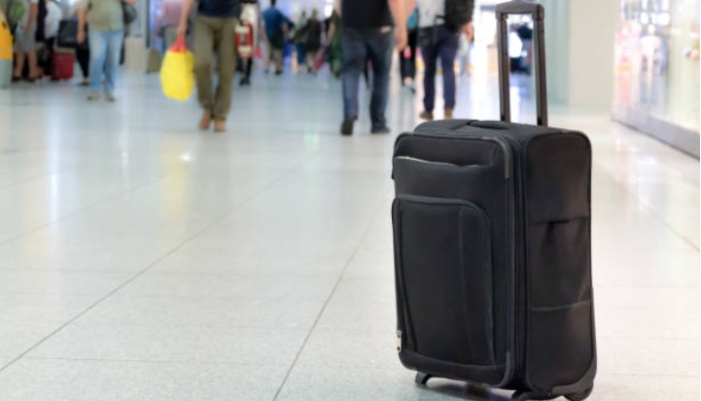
[340,119,354,136]
[419,110,434,121]
[105,93,116,102]
[199,112,212,130]
[371,125,390,134]
[444,108,454,119]
[87,92,100,101]
[214,119,226,132]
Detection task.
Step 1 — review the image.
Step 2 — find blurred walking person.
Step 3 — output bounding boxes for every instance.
[69,4,90,85]
[262,0,290,75]
[416,0,474,120]
[338,0,409,136]
[399,5,417,90]
[324,9,341,77]
[239,1,259,86]
[293,10,306,68]
[177,0,241,132]
[12,0,40,81]
[42,0,61,77]
[77,0,136,100]
[304,8,321,74]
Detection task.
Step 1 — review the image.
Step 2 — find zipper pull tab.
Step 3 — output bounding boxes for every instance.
[396,330,402,352]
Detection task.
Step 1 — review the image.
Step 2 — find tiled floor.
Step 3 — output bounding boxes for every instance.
[0,68,698,400]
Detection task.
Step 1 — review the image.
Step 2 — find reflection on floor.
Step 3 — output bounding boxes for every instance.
[0,69,697,400]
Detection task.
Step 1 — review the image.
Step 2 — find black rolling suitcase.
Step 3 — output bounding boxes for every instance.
[391,2,596,400]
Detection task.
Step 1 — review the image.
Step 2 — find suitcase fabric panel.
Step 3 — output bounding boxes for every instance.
[523,133,595,393]
[392,195,495,366]
[392,135,512,366]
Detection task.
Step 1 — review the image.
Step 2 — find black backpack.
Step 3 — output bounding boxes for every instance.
[444,0,474,31]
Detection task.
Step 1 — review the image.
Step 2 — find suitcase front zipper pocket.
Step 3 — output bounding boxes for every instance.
[393,194,495,366]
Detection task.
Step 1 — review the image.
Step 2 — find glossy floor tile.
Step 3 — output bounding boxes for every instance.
[0,69,697,400]
[0,360,289,401]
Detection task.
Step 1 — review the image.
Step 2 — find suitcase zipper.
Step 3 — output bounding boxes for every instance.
[394,155,464,168]
[497,135,524,387]
[399,131,511,179]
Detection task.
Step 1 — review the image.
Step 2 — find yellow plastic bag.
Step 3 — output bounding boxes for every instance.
[160,37,194,101]
[0,21,12,61]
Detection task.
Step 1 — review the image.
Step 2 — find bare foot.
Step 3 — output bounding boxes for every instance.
[213,120,226,132]
[199,112,212,130]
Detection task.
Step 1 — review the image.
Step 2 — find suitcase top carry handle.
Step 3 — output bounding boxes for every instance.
[496,0,548,127]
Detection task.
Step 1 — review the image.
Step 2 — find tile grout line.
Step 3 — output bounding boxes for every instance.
[0,174,166,248]
[0,149,320,375]
[270,196,387,401]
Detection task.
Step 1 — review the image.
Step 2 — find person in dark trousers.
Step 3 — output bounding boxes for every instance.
[304,8,321,73]
[69,5,89,85]
[177,0,241,132]
[337,0,409,136]
[239,1,259,86]
[262,0,290,75]
[416,0,474,121]
[76,44,90,84]
[399,5,418,90]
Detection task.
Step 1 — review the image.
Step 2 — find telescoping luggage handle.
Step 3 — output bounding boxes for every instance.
[496,1,548,127]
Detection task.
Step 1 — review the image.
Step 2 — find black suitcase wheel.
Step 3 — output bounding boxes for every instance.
[414,372,431,385]
[511,391,557,401]
[565,386,593,401]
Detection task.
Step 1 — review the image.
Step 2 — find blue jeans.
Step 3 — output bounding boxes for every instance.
[296,43,306,64]
[341,28,393,127]
[88,30,124,94]
[419,25,459,112]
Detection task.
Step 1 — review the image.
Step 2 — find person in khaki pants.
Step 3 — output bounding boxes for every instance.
[177,0,240,132]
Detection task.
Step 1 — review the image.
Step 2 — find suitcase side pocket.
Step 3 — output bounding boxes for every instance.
[393,195,495,366]
[524,133,595,394]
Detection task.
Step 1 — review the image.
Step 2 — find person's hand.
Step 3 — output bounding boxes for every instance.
[463,22,474,42]
[77,28,85,44]
[24,24,32,35]
[176,22,187,39]
[394,25,407,51]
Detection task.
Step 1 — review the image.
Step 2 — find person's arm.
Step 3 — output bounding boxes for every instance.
[404,0,416,17]
[462,0,475,41]
[176,0,194,38]
[335,0,340,14]
[24,1,38,34]
[77,0,87,43]
[387,0,407,50]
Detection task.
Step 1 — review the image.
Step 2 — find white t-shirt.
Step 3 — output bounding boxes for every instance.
[417,0,445,28]
[45,1,62,38]
[508,31,523,58]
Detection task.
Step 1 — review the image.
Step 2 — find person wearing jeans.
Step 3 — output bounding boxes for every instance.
[337,0,409,136]
[178,0,241,132]
[341,28,393,134]
[416,0,474,120]
[77,0,135,101]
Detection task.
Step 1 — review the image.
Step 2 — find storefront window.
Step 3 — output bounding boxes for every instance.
[614,0,699,133]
